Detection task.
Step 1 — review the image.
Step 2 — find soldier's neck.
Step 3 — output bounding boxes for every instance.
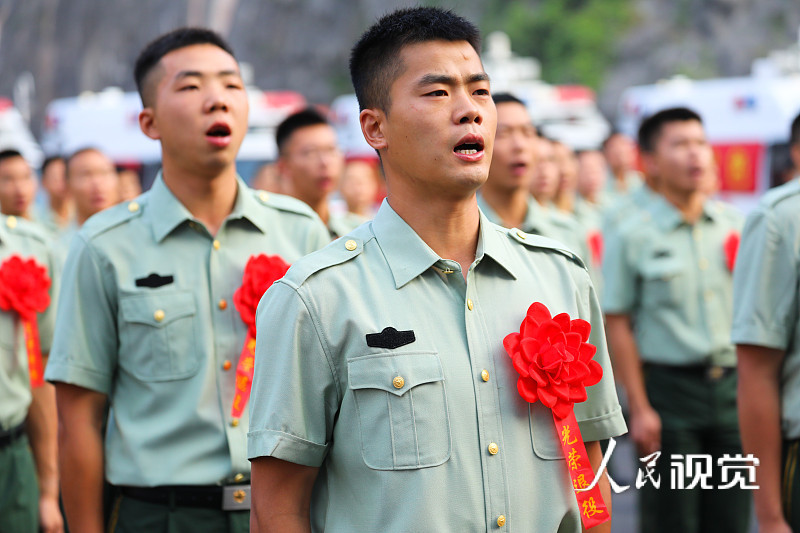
[662,188,705,224]
[161,162,239,236]
[481,186,528,228]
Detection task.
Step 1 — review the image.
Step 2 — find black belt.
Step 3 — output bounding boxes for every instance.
[0,423,25,448]
[118,484,250,511]
[644,362,736,382]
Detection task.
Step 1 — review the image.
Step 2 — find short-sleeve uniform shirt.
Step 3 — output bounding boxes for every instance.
[732,178,800,439]
[45,176,330,486]
[602,194,743,366]
[248,201,626,532]
[0,215,58,430]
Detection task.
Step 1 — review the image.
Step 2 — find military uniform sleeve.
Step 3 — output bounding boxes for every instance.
[247,279,339,467]
[601,223,637,314]
[571,263,628,441]
[38,245,60,355]
[731,207,796,350]
[44,234,118,394]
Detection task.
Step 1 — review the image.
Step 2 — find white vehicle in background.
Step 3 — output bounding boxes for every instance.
[41,84,305,188]
[617,33,800,211]
[0,98,43,168]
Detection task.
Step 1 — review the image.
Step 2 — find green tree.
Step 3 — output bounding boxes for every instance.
[483,0,635,89]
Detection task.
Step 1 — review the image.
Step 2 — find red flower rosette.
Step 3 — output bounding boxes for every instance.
[230,254,290,419]
[504,302,609,528]
[586,230,603,269]
[724,231,740,272]
[0,256,51,387]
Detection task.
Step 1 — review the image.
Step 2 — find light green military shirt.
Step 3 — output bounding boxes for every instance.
[327,211,367,240]
[602,194,743,366]
[732,178,800,439]
[45,175,329,486]
[601,170,643,208]
[0,215,58,430]
[248,201,626,532]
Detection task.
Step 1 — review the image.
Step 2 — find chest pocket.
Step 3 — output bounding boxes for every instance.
[118,291,200,382]
[640,259,685,308]
[348,351,451,470]
[530,402,565,460]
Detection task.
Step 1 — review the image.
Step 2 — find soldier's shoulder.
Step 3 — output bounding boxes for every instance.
[3,215,50,246]
[281,223,373,287]
[253,190,319,220]
[504,226,586,270]
[758,180,800,211]
[80,196,146,240]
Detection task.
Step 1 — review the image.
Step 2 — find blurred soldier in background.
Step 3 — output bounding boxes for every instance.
[37,156,74,235]
[602,130,642,204]
[733,111,800,533]
[339,157,379,219]
[0,150,38,221]
[603,107,749,533]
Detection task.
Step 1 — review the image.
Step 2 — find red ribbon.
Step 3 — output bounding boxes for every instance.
[587,230,603,269]
[231,254,290,419]
[0,256,51,388]
[724,231,740,272]
[504,302,608,529]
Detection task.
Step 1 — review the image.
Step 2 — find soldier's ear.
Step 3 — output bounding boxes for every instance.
[139,108,161,141]
[360,109,387,151]
[640,152,658,179]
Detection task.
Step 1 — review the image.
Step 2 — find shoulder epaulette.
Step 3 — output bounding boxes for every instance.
[81,197,145,239]
[760,179,800,209]
[507,228,586,269]
[5,216,50,245]
[253,190,318,219]
[283,224,372,287]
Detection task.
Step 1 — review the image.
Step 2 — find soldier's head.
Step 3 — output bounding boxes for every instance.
[350,7,495,200]
[66,147,119,225]
[530,137,560,204]
[276,108,344,212]
[134,28,248,175]
[638,107,711,195]
[602,131,636,177]
[0,149,36,218]
[486,93,537,194]
[576,150,608,204]
[41,155,67,203]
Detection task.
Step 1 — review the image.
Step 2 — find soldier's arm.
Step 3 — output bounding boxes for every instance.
[54,382,107,533]
[737,344,792,533]
[250,457,318,533]
[584,440,612,533]
[605,314,660,456]
[26,354,63,533]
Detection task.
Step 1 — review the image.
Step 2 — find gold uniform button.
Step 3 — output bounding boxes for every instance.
[516,230,526,240]
[5,216,16,229]
[488,442,499,455]
[705,290,714,301]
[128,201,139,213]
[258,191,269,202]
[481,369,490,382]
[392,376,405,389]
[345,239,357,251]
[218,299,228,310]
[233,473,245,483]
[213,240,221,250]
[467,299,474,311]
[497,515,506,527]
[222,360,232,371]
[233,489,246,503]
[698,258,709,271]
[231,418,239,427]
[153,309,165,322]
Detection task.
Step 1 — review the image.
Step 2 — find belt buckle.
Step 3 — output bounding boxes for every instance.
[707,365,725,381]
[222,484,250,511]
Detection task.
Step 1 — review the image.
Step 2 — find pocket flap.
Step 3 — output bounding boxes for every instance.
[120,291,196,327]
[348,352,443,397]
[640,259,683,280]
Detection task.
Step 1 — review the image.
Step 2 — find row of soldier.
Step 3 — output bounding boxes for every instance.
[1,6,798,533]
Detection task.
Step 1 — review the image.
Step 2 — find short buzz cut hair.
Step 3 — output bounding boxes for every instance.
[134,27,236,107]
[0,149,24,165]
[275,107,330,155]
[637,107,703,154]
[790,111,800,147]
[349,7,482,113]
[65,147,110,178]
[492,93,525,106]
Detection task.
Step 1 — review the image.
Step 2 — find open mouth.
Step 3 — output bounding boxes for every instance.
[454,134,485,158]
[206,123,231,137]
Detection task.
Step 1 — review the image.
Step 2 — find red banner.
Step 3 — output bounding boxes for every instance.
[712,143,762,193]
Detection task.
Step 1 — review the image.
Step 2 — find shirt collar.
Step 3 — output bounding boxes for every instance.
[372,200,518,289]
[148,174,267,243]
[649,193,717,231]
[476,192,547,236]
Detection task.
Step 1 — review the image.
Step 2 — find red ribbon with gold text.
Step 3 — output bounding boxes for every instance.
[230,254,290,419]
[503,302,608,529]
[0,256,51,388]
